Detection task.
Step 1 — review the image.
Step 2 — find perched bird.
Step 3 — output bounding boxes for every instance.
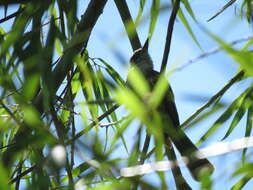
[128,40,214,181]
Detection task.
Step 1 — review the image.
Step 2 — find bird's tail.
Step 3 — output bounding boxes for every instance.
[166,127,214,181]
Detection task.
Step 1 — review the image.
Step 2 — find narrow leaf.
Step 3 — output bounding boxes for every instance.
[207,0,238,22]
[178,9,202,50]
[149,0,160,39]
[222,89,253,139]
[127,66,150,97]
[197,88,250,145]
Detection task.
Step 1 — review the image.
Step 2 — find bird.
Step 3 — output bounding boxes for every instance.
[128,39,214,181]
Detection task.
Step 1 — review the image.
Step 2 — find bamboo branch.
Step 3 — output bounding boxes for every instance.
[160,0,180,72]
[114,0,142,51]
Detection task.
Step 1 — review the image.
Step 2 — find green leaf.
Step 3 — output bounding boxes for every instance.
[110,116,133,155]
[245,104,253,136]
[149,0,160,39]
[242,105,253,161]
[222,88,253,139]
[126,66,150,97]
[115,87,147,121]
[197,88,250,145]
[0,8,30,59]
[231,175,252,190]
[62,162,90,182]
[97,58,125,86]
[241,37,253,51]
[94,69,110,113]
[233,163,253,177]
[148,73,168,109]
[135,0,146,26]
[178,9,202,50]
[241,0,253,23]
[23,105,43,127]
[205,30,253,76]
[185,103,224,130]
[0,163,10,190]
[55,38,63,56]
[77,57,98,119]
[71,71,81,95]
[181,0,197,22]
[22,74,40,101]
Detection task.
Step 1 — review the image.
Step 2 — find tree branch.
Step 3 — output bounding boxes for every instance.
[114,0,142,51]
[66,104,119,145]
[160,0,180,72]
[0,8,24,24]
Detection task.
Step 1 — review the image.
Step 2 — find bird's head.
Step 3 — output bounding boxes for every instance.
[129,39,153,73]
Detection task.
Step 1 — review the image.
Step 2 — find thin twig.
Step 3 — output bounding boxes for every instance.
[175,34,253,72]
[66,104,119,145]
[0,8,24,24]
[10,165,36,184]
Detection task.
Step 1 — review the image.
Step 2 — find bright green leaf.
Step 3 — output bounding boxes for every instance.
[126,66,150,97]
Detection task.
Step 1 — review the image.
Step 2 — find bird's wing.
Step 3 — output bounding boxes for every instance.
[148,70,180,127]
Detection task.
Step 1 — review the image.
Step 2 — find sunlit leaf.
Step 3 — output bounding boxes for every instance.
[96,58,125,86]
[126,66,150,98]
[231,174,252,190]
[205,30,253,76]
[62,162,90,182]
[135,0,146,26]
[71,71,81,95]
[181,0,197,22]
[115,87,147,121]
[178,9,202,50]
[148,73,168,109]
[55,38,63,56]
[77,57,98,119]
[149,0,160,39]
[233,163,253,177]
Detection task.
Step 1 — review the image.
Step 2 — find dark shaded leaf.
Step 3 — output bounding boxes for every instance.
[207,0,237,22]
